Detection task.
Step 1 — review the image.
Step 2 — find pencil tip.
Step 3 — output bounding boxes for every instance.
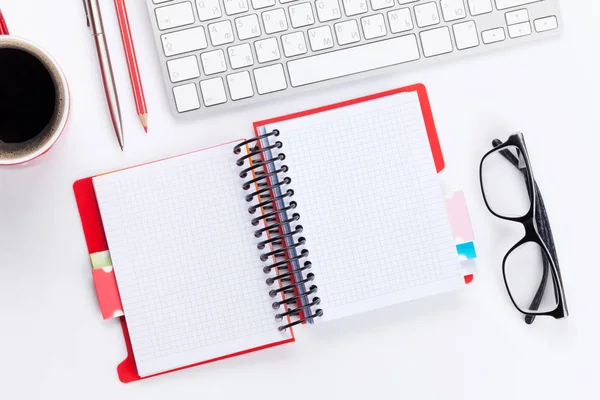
[139,114,148,133]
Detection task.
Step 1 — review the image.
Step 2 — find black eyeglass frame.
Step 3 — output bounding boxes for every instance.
[479,133,568,321]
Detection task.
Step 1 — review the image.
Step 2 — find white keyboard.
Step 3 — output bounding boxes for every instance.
[147,0,561,117]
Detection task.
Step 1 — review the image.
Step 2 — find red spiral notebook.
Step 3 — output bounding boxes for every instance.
[74,84,474,383]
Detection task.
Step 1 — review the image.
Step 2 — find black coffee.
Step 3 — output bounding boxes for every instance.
[0,47,56,143]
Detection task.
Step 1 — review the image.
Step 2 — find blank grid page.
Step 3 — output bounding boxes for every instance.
[265,92,464,322]
[93,144,290,377]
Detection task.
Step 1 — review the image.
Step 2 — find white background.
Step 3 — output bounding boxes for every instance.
[0,0,598,399]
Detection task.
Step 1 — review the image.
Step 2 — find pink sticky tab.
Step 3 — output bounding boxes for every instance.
[90,250,124,319]
[445,191,475,244]
[92,268,124,319]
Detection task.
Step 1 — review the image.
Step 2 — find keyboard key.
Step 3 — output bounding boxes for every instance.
[167,55,201,82]
[254,64,287,94]
[334,20,361,45]
[453,20,479,50]
[155,2,195,31]
[254,37,281,63]
[467,0,492,15]
[208,20,235,46]
[251,0,276,8]
[200,49,227,74]
[263,9,289,33]
[420,27,453,57]
[308,26,334,51]
[315,0,342,22]
[415,2,441,28]
[482,27,506,44]
[235,14,261,39]
[342,0,368,16]
[370,0,394,11]
[200,77,227,106]
[227,43,254,69]
[440,0,467,22]
[388,8,413,33]
[227,71,254,100]
[398,0,419,3]
[506,9,529,25]
[196,0,222,21]
[534,16,558,33]
[288,35,419,86]
[495,0,540,10]
[361,14,386,39]
[173,83,200,112]
[282,32,308,56]
[508,21,531,38]
[223,0,249,15]
[289,3,316,28]
[154,0,173,3]
[161,27,208,57]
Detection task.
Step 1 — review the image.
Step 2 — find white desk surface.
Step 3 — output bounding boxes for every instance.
[1,1,598,399]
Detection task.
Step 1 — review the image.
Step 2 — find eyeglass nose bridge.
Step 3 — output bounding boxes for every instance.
[520,218,539,239]
[517,217,545,251]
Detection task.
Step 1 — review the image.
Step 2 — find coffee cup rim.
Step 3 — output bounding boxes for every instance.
[0,35,70,166]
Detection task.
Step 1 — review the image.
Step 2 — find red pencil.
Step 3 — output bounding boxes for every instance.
[114,0,148,133]
[0,9,9,35]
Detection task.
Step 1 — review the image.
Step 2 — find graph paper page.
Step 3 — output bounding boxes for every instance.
[264,91,464,322]
[93,143,291,377]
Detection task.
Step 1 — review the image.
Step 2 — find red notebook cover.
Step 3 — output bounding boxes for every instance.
[73,144,296,383]
[74,84,467,383]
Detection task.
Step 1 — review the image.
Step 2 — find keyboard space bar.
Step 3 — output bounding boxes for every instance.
[288,35,420,87]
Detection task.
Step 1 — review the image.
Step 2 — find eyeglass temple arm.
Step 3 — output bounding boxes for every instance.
[526,183,564,323]
[493,140,560,324]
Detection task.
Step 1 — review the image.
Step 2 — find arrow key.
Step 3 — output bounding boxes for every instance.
[508,21,532,38]
[482,27,506,44]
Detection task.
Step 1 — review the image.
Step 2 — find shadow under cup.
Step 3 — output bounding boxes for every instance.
[0,37,68,165]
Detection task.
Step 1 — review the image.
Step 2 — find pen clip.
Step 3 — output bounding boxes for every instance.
[82,0,90,27]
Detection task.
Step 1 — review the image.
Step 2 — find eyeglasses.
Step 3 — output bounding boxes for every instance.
[479,133,568,324]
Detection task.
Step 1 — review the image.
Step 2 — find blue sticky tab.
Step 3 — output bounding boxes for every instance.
[456,242,477,260]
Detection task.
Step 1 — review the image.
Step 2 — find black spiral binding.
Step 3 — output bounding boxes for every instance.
[234,130,323,331]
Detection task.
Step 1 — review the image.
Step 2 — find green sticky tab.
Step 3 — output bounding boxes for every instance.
[90,251,113,270]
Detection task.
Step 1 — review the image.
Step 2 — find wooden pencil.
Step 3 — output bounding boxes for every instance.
[114,0,148,133]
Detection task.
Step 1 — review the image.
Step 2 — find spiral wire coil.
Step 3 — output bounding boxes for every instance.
[234,131,323,331]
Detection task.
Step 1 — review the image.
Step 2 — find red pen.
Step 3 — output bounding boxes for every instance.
[114,0,148,133]
[0,9,9,35]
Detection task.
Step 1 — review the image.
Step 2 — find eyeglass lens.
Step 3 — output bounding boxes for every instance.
[504,240,558,314]
[481,145,531,218]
